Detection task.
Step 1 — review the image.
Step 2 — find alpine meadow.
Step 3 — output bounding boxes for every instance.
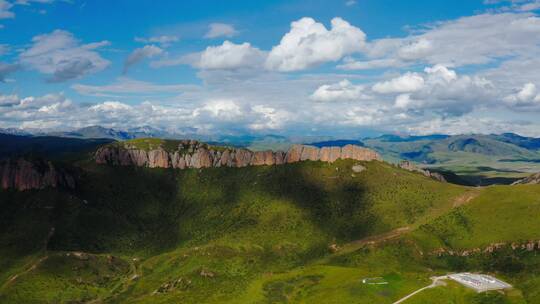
[2,1,540,303]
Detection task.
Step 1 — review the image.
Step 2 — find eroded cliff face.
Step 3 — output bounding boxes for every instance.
[95,140,382,170]
[512,172,540,185]
[0,158,75,191]
[398,161,447,183]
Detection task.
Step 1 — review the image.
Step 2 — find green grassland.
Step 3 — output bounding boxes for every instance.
[363,135,540,185]
[1,155,540,303]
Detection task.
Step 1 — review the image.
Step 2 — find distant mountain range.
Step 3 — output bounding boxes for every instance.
[2,126,540,185]
[361,133,540,185]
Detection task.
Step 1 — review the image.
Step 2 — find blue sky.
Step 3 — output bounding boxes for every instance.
[1,0,540,137]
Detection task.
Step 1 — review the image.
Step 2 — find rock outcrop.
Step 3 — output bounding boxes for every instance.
[95,140,382,170]
[431,240,540,257]
[0,158,75,191]
[398,161,446,182]
[512,172,540,185]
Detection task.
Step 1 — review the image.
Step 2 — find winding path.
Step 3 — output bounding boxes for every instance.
[392,276,447,304]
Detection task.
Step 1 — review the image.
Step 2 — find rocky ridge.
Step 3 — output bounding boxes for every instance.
[430,240,540,257]
[0,158,75,191]
[512,172,540,185]
[95,140,382,169]
[398,161,447,182]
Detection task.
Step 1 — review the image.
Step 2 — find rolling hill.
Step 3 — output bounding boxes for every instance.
[1,137,540,303]
[363,133,540,185]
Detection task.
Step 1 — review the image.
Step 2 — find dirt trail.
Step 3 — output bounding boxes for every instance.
[4,256,49,285]
[452,189,481,208]
[1,227,55,291]
[352,227,411,246]
[347,189,482,249]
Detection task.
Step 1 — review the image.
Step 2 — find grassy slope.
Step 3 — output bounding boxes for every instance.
[413,185,540,250]
[2,157,540,303]
[0,159,469,303]
[363,135,540,184]
[404,184,540,303]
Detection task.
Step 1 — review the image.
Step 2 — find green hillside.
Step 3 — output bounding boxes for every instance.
[1,154,540,303]
[363,134,540,185]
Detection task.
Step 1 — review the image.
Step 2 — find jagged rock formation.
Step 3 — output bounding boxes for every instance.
[430,240,540,257]
[512,172,540,185]
[0,158,75,191]
[95,140,382,169]
[398,161,446,182]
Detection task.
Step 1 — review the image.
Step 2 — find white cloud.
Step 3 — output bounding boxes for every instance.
[0,94,19,106]
[407,115,540,137]
[19,30,110,82]
[1,0,69,23]
[194,99,243,122]
[0,0,14,19]
[372,72,425,94]
[15,0,57,5]
[17,93,70,109]
[504,82,540,109]
[390,65,495,116]
[134,35,179,47]
[338,58,403,70]
[310,79,368,102]
[394,94,416,109]
[345,0,357,6]
[72,77,196,97]
[123,45,164,74]
[196,40,265,70]
[424,64,457,82]
[344,12,540,70]
[90,101,132,112]
[249,105,291,130]
[265,17,366,71]
[151,40,265,70]
[204,23,238,39]
[397,38,433,60]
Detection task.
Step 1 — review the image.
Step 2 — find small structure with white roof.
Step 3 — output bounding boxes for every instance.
[448,273,512,292]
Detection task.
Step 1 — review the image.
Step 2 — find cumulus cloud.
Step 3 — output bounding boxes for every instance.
[265,17,366,71]
[372,72,425,94]
[19,30,110,82]
[134,35,179,47]
[151,41,265,70]
[123,45,164,74]
[504,82,540,109]
[343,12,540,70]
[388,65,495,116]
[192,40,265,70]
[204,23,238,39]
[89,101,132,112]
[249,105,291,130]
[194,99,243,121]
[310,79,369,102]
